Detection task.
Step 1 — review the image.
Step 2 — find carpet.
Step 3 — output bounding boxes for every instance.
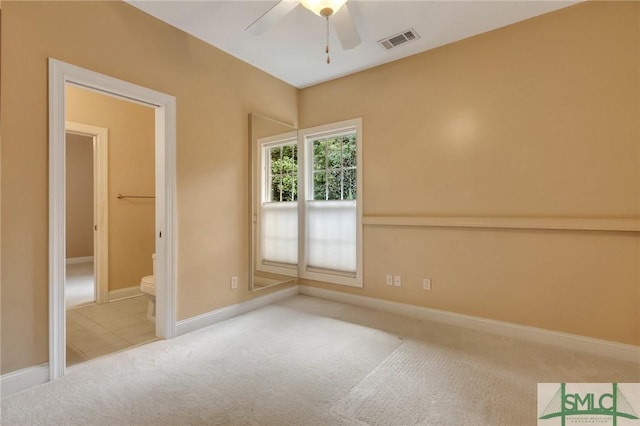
[2,295,637,425]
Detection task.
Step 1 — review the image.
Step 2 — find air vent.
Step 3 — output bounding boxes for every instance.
[378,28,420,50]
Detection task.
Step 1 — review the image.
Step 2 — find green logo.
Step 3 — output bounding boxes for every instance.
[539,383,639,426]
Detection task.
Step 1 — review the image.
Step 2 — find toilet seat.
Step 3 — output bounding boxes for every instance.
[140,275,155,296]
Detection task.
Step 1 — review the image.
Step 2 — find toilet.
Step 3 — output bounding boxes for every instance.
[140,253,156,320]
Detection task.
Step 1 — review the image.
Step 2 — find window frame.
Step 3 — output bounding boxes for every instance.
[256,131,298,277]
[298,118,363,288]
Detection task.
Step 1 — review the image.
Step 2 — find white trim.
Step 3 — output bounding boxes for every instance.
[256,131,299,278]
[154,90,178,341]
[0,364,50,397]
[66,121,109,304]
[362,215,640,233]
[299,285,640,364]
[109,286,144,302]
[48,58,177,381]
[65,256,94,265]
[298,118,363,288]
[176,286,299,336]
[49,59,67,381]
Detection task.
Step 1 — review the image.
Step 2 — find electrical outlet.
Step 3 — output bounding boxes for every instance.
[231,276,238,290]
[386,275,393,286]
[394,275,401,287]
[423,278,431,291]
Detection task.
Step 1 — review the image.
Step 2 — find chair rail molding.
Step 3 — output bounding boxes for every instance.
[362,215,640,232]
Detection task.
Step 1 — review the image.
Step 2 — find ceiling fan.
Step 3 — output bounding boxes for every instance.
[246,0,362,63]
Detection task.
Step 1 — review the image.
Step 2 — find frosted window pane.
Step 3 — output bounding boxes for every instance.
[307,200,356,273]
[261,202,298,265]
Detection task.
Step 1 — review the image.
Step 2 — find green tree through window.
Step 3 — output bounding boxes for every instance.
[268,143,298,202]
[312,133,356,201]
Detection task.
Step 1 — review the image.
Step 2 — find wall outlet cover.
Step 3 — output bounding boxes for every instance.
[423,278,431,291]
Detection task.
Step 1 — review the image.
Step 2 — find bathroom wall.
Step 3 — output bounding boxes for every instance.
[298,1,640,346]
[65,133,94,259]
[1,0,298,374]
[66,86,156,292]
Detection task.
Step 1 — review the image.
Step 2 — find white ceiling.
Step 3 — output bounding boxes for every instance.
[128,0,579,88]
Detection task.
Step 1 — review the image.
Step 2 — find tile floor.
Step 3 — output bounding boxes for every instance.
[66,296,156,366]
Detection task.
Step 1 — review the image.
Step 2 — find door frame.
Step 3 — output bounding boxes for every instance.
[65,122,109,305]
[49,58,177,380]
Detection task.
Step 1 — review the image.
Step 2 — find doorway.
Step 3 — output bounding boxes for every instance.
[64,122,109,310]
[49,59,177,379]
[64,86,159,367]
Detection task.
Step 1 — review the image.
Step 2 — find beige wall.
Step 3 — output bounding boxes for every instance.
[66,86,155,291]
[65,133,94,259]
[299,1,640,346]
[1,0,298,374]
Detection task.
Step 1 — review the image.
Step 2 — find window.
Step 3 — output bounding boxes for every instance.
[299,118,362,287]
[255,119,363,287]
[257,134,298,276]
[312,133,356,201]
[267,143,297,202]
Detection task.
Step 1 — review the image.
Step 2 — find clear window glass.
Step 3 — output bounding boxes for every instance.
[311,133,357,201]
[267,143,297,202]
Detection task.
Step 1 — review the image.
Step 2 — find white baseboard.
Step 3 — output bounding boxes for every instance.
[1,364,50,398]
[109,285,143,302]
[176,286,299,336]
[66,256,94,265]
[299,285,640,364]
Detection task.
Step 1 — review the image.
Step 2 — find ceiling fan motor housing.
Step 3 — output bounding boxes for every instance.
[320,7,334,17]
[299,0,348,17]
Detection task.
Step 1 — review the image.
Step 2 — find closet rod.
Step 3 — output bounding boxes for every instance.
[117,194,155,199]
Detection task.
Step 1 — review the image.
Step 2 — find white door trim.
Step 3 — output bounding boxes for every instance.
[66,121,109,305]
[48,58,177,380]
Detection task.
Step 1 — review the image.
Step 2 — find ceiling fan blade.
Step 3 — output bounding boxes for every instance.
[333,3,361,50]
[246,0,300,36]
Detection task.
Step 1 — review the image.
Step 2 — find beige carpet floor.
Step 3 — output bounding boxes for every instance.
[2,295,638,425]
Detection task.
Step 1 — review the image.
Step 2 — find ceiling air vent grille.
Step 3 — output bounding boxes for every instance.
[378,28,420,50]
